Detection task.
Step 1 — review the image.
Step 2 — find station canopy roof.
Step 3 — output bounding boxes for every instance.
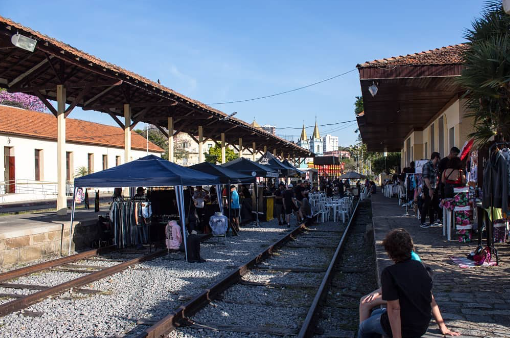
[356,44,468,152]
[0,16,312,158]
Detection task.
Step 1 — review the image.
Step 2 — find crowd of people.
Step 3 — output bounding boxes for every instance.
[384,146,467,228]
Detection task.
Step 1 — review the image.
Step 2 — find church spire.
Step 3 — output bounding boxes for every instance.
[312,117,320,139]
[300,122,307,141]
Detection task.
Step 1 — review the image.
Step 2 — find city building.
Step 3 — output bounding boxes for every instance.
[0,105,163,199]
[323,134,339,153]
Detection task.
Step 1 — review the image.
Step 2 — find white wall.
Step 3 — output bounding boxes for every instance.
[0,133,161,194]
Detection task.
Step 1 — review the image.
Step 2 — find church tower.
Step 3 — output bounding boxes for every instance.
[309,118,323,155]
[297,122,309,151]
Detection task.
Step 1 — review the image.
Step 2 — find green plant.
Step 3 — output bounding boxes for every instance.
[205,144,237,164]
[75,166,89,177]
[457,1,510,144]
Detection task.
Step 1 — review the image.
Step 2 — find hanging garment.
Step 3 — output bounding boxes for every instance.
[165,222,182,250]
[209,214,228,236]
[482,150,509,214]
[500,148,510,193]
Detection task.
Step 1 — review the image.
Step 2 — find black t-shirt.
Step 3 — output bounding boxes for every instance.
[438,157,449,176]
[380,259,432,338]
[294,185,305,201]
[274,189,283,205]
[282,189,295,207]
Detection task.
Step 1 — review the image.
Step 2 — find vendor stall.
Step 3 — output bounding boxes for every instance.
[223,157,278,224]
[71,155,221,261]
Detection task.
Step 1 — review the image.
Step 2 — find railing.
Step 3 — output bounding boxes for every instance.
[0,179,75,196]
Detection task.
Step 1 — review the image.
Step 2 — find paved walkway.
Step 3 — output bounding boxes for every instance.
[371,191,510,338]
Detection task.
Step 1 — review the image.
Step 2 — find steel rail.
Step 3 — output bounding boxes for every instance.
[297,198,361,338]
[0,249,167,317]
[0,246,114,283]
[137,224,308,338]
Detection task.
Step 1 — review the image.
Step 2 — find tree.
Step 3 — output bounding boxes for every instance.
[0,90,46,112]
[205,144,237,164]
[457,1,510,144]
[354,96,364,115]
[134,126,169,160]
[371,153,401,175]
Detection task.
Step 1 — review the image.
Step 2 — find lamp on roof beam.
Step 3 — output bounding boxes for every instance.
[504,0,510,14]
[368,82,378,97]
[11,33,37,52]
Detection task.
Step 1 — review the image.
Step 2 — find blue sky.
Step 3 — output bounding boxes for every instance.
[1,0,485,146]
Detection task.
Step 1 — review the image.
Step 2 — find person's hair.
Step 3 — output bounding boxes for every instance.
[410,161,415,168]
[230,186,236,190]
[447,157,462,170]
[382,228,414,263]
[431,152,440,160]
[450,147,460,155]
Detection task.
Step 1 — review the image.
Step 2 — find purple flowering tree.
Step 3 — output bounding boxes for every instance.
[0,90,47,112]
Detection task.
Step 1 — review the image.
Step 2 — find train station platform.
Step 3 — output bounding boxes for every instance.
[370,191,510,337]
[0,206,108,268]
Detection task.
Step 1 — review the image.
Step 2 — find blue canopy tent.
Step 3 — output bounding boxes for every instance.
[190,162,255,184]
[282,159,305,177]
[258,151,296,177]
[71,155,221,260]
[222,157,278,178]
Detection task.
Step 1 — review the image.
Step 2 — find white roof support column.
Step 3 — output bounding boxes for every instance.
[273,148,277,156]
[56,85,67,215]
[252,142,256,161]
[168,116,174,162]
[264,145,267,154]
[198,126,204,163]
[221,133,226,164]
[238,138,243,158]
[124,104,131,164]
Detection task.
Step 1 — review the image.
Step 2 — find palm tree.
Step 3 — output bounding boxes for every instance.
[457,1,510,144]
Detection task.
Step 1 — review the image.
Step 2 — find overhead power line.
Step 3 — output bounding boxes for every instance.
[275,119,356,130]
[208,69,357,105]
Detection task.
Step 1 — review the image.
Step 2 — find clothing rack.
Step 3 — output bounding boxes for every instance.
[485,141,510,264]
[109,197,150,249]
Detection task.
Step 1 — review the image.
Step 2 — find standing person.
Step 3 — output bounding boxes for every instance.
[273,183,285,225]
[437,147,460,197]
[193,186,207,232]
[421,152,441,228]
[283,183,299,227]
[442,157,467,198]
[230,186,240,233]
[338,180,345,198]
[358,229,434,338]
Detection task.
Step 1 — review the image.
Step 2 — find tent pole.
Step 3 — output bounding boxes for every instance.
[256,180,260,227]
[68,186,77,256]
[177,186,188,262]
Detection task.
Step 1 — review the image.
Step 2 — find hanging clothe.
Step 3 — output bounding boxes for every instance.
[482,149,509,214]
[209,213,228,236]
[165,221,182,250]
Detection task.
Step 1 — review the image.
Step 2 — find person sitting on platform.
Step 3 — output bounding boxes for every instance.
[358,229,460,338]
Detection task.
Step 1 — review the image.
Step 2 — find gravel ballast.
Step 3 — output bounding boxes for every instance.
[0,219,299,338]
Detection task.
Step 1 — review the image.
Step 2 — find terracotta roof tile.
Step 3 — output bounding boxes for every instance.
[0,16,311,156]
[0,105,164,153]
[357,44,468,68]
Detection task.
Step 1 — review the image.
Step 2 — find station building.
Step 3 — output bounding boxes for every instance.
[0,105,163,202]
[356,44,475,166]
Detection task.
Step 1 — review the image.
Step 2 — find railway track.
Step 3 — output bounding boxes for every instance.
[135,198,365,338]
[0,246,167,317]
